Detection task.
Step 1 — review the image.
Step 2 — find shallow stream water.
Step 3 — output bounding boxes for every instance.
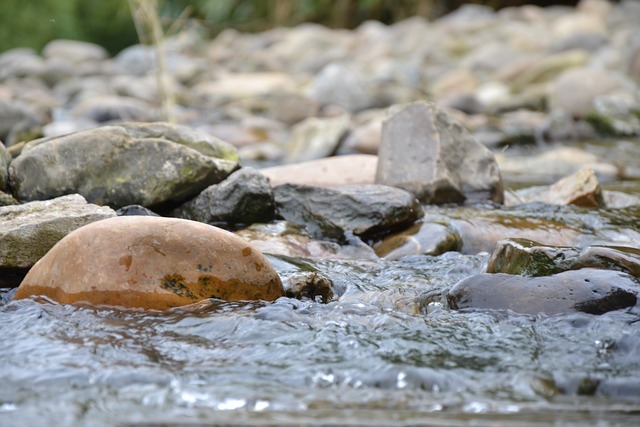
[2,246,640,426]
[2,142,640,426]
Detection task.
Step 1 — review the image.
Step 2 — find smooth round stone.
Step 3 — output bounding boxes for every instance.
[14,216,284,309]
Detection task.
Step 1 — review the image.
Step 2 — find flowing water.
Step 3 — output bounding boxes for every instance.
[2,245,640,426]
[3,138,640,426]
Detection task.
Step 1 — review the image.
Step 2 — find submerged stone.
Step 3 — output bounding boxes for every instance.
[14,216,284,309]
[374,220,462,260]
[447,269,638,315]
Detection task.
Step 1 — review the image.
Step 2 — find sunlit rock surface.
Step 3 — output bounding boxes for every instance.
[14,216,284,309]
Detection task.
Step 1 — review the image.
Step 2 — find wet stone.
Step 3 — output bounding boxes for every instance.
[13,216,284,309]
[374,220,462,260]
[447,268,639,315]
[487,238,640,278]
[274,183,423,242]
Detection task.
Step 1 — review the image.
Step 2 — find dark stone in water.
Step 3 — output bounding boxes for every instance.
[274,183,423,242]
[116,204,160,216]
[447,268,638,315]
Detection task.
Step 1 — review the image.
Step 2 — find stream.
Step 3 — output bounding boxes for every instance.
[2,149,640,425]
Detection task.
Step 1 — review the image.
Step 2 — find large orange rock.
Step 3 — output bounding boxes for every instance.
[14,216,284,309]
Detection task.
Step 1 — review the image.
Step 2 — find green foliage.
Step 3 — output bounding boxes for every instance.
[0,0,138,55]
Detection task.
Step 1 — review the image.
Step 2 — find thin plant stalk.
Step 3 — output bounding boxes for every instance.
[129,0,175,123]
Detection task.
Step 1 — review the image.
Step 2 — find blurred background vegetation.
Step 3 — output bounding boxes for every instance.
[1,0,579,55]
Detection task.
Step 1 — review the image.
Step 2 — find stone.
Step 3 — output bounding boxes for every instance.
[284,114,351,164]
[0,142,9,192]
[0,100,49,145]
[375,101,503,204]
[306,63,381,112]
[172,167,275,227]
[42,39,109,63]
[485,238,582,276]
[116,205,160,216]
[9,123,239,208]
[506,168,606,208]
[547,67,638,118]
[496,147,619,184]
[236,221,377,260]
[261,154,377,188]
[447,269,638,315]
[374,220,462,260]
[13,216,284,309]
[70,95,157,123]
[274,183,423,242]
[0,194,116,269]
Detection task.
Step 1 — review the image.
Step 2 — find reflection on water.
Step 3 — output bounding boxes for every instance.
[1,251,640,426]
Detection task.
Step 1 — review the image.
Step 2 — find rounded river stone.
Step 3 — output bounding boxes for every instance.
[14,216,284,309]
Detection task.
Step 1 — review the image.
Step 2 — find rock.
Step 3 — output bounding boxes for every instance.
[236,221,377,260]
[261,154,377,188]
[374,220,462,260]
[192,72,297,101]
[70,95,157,123]
[116,205,160,216]
[0,100,49,145]
[339,113,383,155]
[0,142,9,192]
[172,167,275,227]
[9,122,239,208]
[447,269,638,315]
[496,147,619,184]
[228,92,319,125]
[0,194,116,270]
[0,48,46,81]
[512,50,590,92]
[13,216,284,309]
[506,167,606,208]
[274,183,423,242]
[547,67,638,118]
[42,39,109,63]
[306,63,381,112]
[0,192,18,207]
[375,101,503,204]
[284,114,350,163]
[485,238,582,276]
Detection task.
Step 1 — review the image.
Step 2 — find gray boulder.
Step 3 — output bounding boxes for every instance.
[274,183,423,242]
[375,101,503,204]
[172,167,274,227]
[447,269,638,315]
[0,194,115,273]
[9,122,239,208]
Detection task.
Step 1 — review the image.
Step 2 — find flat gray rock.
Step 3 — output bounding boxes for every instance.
[9,122,239,208]
[448,268,638,315]
[0,194,115,269]
[376,101,503,204]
